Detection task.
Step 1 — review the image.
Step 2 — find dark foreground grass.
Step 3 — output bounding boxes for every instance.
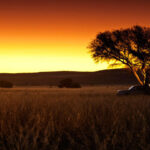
[0,86,149,150]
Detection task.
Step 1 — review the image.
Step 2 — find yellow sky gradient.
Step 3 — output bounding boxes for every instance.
[0,39,109,73]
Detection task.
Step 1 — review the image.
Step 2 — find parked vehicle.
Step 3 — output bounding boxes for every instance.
[117,85,150,95]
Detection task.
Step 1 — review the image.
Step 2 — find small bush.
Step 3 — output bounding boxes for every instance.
[0,80,13,88]
[58,78,81,88]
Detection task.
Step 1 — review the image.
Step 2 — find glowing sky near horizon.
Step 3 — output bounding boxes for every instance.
[0,0,150,73]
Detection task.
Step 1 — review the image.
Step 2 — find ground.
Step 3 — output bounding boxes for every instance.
[0,86,149,150]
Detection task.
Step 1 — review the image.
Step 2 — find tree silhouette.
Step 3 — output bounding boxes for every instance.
[88,26,150,87]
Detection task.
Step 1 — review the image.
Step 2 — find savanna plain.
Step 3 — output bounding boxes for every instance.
[0,85,150,150]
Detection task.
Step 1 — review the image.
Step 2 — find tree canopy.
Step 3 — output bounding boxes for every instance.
[88,26,150,86]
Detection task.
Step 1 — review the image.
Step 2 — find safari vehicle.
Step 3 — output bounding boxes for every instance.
[117,85,150,95]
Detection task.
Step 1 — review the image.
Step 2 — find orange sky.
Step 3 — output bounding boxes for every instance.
[0,0,150,72]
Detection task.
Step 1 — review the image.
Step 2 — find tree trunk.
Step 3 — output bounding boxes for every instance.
[130,67,144,86]
[144,69,150,87]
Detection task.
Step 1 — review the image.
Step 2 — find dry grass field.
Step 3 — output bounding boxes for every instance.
[0,86,150,150]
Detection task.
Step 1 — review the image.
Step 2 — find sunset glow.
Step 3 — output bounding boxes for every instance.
[0,0,149,72]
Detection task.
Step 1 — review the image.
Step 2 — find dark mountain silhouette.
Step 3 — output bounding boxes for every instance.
[0,68,137,86]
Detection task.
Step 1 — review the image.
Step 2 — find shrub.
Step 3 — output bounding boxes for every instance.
[0,80,13,88]
[58,78,81,88]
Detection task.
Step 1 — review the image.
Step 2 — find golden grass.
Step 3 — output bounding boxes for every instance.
[0,86,149,150]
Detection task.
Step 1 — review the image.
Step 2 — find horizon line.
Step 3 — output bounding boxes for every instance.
[0,68,126,74]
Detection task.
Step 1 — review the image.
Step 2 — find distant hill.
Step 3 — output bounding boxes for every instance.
[0,68,138,86]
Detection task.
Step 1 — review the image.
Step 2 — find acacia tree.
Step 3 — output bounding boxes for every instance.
[88,26,150,86]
